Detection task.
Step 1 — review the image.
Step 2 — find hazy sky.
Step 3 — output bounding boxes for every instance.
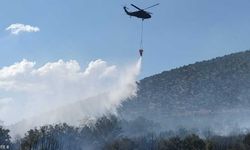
[1,0,250,78]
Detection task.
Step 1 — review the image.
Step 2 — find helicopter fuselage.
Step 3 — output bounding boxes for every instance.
[124,7,151,19]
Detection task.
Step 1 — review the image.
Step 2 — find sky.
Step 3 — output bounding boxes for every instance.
[1,0,250,78]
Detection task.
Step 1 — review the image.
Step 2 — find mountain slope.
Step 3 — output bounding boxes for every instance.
[119,50,250,130]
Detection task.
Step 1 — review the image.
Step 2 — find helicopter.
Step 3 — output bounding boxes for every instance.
[123,3,159,20]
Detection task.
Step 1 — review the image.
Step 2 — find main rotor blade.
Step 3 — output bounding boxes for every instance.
[131,4,143,11]
[144,3,160,10]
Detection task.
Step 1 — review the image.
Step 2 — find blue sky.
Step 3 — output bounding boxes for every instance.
[1,0,250,78]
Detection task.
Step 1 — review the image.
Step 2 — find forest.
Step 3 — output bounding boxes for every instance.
[1,115,250,150]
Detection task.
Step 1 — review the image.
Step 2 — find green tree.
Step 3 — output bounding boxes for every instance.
[243,133,250,149]
[158,136,182,150]
[182,134,205,150]
[103,138,136,150]
[0,126,11,149]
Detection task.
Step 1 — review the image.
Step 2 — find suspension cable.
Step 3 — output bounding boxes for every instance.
[140,20,144,49]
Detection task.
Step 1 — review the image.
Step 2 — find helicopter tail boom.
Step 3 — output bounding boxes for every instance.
[123,6,130,15]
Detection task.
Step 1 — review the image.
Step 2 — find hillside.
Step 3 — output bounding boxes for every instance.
[119,50,250,130]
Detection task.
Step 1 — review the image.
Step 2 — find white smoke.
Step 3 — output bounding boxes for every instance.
[0,58,141,136]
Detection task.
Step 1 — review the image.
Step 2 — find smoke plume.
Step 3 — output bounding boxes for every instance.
[0,58,142,136]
